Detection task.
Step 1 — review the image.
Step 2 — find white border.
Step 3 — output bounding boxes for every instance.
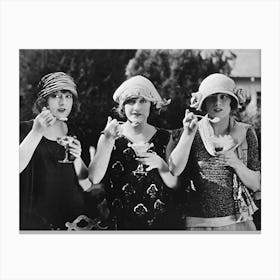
[1,1,280,280]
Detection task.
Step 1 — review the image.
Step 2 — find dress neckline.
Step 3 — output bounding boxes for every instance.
[121,127,159,144]
[42,121,70,142]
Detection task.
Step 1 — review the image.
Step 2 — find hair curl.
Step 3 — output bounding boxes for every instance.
[113,98,160,120]
[32,93,80,119]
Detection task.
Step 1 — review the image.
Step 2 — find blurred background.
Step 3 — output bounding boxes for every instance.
[19,49,261,151]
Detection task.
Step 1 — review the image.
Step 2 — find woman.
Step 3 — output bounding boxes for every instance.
[168,73,261,231]
[89,75,181,230]
[20,72,93,230]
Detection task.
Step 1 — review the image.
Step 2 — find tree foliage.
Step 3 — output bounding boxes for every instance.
[20,50,136,146]
[20,49,260,148]
[125,49,236,129]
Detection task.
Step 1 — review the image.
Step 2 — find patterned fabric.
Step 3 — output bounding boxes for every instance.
[37,72,77,98]
[113,75,170,109]
[103,128,182,230]
[171,126,260,219]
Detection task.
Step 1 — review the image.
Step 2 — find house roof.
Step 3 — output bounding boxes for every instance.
[229,49,261,78]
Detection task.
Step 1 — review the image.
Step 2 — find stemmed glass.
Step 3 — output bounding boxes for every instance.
[57,135,76,163]
[128,142,154,176]
[210,135,237,154]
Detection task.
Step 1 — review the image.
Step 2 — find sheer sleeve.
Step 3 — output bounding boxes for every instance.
[246,127,261,171]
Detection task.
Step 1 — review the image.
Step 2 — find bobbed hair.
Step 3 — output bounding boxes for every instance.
[201,94,238,113]
[32,92,80,119]
[114,97,160,120]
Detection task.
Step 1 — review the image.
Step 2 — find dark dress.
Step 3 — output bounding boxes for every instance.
[20,120,91,230]
[171,126,261,220]
[102,128,182,230]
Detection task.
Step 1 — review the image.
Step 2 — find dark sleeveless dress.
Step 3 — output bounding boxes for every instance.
[20,120,91,230]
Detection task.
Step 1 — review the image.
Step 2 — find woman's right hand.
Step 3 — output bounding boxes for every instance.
[182,109,198,133]
[102,116,122,140]
[32,107,56,134]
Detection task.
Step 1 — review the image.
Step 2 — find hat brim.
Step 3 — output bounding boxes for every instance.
[197,90,239,111]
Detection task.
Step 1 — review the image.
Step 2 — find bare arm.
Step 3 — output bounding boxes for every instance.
[168,110,198,176]
[217,128,261,192]
[157,161,178,189]
[88,117,120,185]
[19,129,43,173]
[88,135,115,184]
[234,165,260,192]
[139,152,178,189]
[19,109,56,173]
[217,152,261,192]
[73,158,92,191]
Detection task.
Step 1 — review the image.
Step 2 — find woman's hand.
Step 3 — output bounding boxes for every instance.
[182,109,198,133]
[102,117,122,140]
[32,107,56,134]
[137,152,167,172]
[216,150,261,192]
[69,138,82,159]
[216,150,243,170]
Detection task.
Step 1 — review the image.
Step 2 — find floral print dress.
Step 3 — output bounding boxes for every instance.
[102,128,181,230]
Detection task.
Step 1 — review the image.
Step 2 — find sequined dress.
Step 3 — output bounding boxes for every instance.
[172,126,261,220]
[103,128,181,230]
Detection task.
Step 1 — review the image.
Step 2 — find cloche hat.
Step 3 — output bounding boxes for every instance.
[37,72,78,99]
[190,73,241,111]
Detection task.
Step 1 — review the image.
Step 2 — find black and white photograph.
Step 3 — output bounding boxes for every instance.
[19,49,261,232]
[1,0,280,280]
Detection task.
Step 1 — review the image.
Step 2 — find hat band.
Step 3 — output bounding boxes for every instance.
[38,84,77,99]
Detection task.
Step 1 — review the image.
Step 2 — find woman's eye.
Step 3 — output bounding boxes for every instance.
[65,94,72,99]
[51,94,59,98]
[208,96,216,102]
[220,94,229,100]
[126,99,136,105]
[140,98,147,103]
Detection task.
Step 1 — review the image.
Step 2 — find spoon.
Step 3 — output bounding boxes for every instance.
[57,117,68,121]
[194,115,220,123]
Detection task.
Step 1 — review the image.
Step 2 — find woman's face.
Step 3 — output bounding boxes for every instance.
[124,96,151,125]
[47,90,73,119]
[204,93,232,119]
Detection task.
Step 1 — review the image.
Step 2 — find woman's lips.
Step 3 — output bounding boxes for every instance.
[214,108,222,112]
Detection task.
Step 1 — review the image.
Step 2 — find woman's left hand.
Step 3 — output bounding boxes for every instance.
[137,152,166,172]
[68,138,82,159]
[216,150,243,170]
